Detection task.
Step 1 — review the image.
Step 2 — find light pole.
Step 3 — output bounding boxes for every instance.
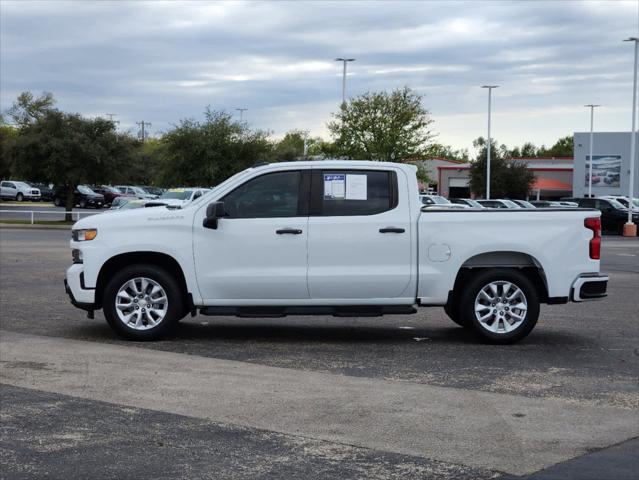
[236,108,247,122]
[623,37,639,236]
[335,58,355,105]
[585,104,601,198]
[481,85,498,199]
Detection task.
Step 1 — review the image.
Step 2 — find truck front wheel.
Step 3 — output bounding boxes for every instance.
[102,264,184,340]
[459,269,539,344]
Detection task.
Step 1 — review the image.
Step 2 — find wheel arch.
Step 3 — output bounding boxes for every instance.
[95,251,190,310]
[450,251,549,303]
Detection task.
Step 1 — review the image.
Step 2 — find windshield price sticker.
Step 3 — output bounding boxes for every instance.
[345,174,367,200]
[324,174,346,199]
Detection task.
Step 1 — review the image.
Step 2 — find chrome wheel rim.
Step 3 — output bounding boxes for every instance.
[115,277,168,330]
[474,281,527,334]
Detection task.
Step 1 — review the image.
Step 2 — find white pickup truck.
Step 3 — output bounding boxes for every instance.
[65,161,608,344]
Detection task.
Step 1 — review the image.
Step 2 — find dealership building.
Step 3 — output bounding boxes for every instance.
[421,131,638,199]
[573,132,638,198]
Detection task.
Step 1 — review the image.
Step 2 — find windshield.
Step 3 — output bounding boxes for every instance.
[608,199,627,210]
[516,200,535,208]
[120,200,146,210]
[78,185,95,195]
[160,189,192,200]
[427,195,450,205]
[502,200,520,208]
[632,198,639,208]
[15,182,31,188]
[102,185,119,193]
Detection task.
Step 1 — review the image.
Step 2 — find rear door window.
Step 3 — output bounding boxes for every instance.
[311,170,397,216]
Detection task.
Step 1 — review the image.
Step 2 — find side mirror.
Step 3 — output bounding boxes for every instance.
[203,201,225,229]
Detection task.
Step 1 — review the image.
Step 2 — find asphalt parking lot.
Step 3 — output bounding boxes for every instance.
[1,228,638,479]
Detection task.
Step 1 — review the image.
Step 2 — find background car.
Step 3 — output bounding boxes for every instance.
[476,199,520,209]
[0,181,41,201]
[564,197,638,233]
[449,198,485,208]
[599,195,639,212]
[157,188,209,207]
[53,185,105,208]
[115,185,158,199]
[530,200,564,208]
[510,199,536,208]
[138,186,164,197]
[30,182,54,202]
[419,194,468,209]
[108,198,167,211]
[91,185,133,206]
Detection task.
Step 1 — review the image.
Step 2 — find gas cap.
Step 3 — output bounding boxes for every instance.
[428,243,452,262]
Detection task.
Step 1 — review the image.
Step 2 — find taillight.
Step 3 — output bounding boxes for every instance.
[584,217,601,260]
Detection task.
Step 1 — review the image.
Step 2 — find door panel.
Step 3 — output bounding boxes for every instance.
[193,169,310,301]
[307,169,412,300]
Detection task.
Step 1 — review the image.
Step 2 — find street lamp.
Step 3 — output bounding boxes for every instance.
[335,58,355,105]
[481,85,498,199]
[584,104,601,198]
[623,37,638,236]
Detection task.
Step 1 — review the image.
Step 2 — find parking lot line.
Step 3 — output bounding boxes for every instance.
[1,330,637,476]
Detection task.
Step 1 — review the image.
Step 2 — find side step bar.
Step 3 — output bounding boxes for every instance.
[199,305,417,318]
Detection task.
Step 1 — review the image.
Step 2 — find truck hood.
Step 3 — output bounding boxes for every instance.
[72,204,188,230]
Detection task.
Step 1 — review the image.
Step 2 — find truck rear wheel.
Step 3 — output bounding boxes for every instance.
[459,268,539,344]
[102,264,184,340]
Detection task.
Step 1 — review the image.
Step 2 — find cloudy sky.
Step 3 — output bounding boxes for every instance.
[1,0,637,152]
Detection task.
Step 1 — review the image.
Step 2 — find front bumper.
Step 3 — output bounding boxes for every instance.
[86,198,104,207]
[65,264,96,310]
[571,274,608,302]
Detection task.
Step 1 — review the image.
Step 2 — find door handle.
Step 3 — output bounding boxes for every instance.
[379,227,405,233]
[276,228,303,235]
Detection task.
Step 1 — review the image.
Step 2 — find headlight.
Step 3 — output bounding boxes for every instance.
[72,229,98,241]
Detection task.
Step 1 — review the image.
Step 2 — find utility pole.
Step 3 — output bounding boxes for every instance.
[335,58,355,106]
[105,113,120,126]
[136,121,151,142]
[481,85,499,199]
[584,104,601,198]
[236,108,248,122]
[303,130,309,157]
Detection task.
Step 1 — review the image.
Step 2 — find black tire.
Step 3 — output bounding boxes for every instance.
[458,268,539,344]
[102,264,184,341]
[16,192,23,202]
[53,197,61,207]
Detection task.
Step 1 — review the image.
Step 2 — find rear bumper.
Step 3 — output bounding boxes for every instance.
[571,274,608,302]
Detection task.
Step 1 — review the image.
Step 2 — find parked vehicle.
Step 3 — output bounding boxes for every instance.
[603,172,620,185]
[563,197,638,234]
[0,181,41,201]
[30,183,54,202]
[157,188,209,207]
[91,185,133,206]
[65,160,608,344]
[115,185,157,200]
[476,199,520,209]
[530,200,563,208]
[510,199,536,209]
[420,194,468,209]
[449,198,485,208]
[138,186,164,197]
[53,185,105,208]
[599,196,639,212]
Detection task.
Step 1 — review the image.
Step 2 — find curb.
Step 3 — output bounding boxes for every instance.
[0,223,72,230]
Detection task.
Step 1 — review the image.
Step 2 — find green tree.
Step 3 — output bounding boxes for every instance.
[328,87,435,162]
[426,143,469,162]
[271,130,323,162]
[6,91,56,127]
[469,137,535,199]
[539,135,573,157]
[154,108,272,187]
[5,110,133,220]
[0,116,18,179]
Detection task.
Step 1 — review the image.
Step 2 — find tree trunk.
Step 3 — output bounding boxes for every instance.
[65,184,75,223]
